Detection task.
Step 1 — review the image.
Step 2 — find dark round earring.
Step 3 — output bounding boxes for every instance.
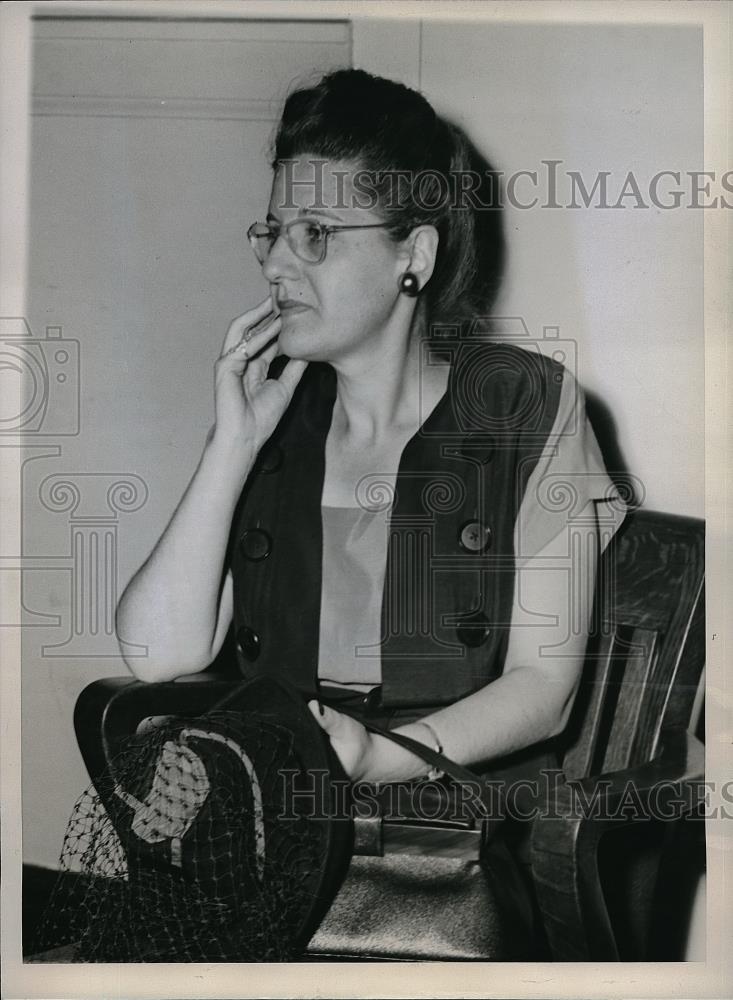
[399,272,420,297]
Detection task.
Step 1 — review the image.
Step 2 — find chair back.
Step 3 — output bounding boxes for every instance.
[559,509,705,780]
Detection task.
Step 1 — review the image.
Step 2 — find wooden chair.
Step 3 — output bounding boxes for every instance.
[530,508,705,960]
[72,508,705,961]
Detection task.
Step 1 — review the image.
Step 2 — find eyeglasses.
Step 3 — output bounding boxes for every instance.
[247,219,390,265]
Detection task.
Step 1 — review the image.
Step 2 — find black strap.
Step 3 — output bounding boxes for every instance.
[327,703,503,830]
[323,700,487,791]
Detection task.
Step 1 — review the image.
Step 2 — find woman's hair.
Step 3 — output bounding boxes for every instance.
[272,69,504,327]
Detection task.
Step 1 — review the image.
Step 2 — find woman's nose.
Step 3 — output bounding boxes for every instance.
[261,232,300,283]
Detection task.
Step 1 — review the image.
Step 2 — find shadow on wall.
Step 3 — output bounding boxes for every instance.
[585,391,641,510]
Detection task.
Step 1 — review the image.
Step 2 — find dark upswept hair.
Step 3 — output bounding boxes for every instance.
[272,69,504,328]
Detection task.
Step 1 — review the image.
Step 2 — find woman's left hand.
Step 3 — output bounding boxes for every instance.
[308,701,375,781]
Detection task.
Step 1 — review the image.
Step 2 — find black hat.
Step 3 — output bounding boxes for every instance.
[34,676,353,962]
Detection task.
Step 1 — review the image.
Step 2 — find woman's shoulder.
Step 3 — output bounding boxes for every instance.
[449,339,573,441]
[452,337,569,390]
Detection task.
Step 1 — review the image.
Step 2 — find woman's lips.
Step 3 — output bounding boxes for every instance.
[278,300,311,315]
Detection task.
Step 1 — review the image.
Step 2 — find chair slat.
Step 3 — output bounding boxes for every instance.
[561,631,618,780]
[559,510,704,784]
[601,626,659,773]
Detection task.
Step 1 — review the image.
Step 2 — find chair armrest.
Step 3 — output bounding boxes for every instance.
[74,673,240,783]
[544,727,704,828]
[530,728,704,961]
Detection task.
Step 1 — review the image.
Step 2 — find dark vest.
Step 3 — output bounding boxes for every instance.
[229,340,563,710]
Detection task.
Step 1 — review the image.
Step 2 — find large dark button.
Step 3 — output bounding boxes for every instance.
[459,520,492,553]
[258,443,283,473]
[456,612,491,648]
[236,625,261,661]
[240,528,272,561]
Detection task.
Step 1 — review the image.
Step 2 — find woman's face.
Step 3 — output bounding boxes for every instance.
[261,157,408,364]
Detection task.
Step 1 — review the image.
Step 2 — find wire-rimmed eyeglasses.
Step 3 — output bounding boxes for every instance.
[247,219,390,265]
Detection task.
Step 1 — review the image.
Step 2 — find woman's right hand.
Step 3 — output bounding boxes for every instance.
[211,297,308,460]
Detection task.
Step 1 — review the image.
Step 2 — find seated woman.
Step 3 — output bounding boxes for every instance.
[117,69,627,956]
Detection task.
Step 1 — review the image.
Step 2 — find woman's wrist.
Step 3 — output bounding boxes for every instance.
[355,726,441,784]
[204,426,258,477]
[410,721,446,781]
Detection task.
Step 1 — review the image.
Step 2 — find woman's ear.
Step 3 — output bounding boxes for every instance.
[400,225,439,291]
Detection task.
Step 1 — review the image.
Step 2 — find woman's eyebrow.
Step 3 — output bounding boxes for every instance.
[297,207,345,222]
[265,208,348,224]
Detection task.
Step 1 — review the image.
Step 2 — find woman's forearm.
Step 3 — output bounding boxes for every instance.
[117,303,307,684]
[116,432,255,682]
[362,663,580,783]
[361,520,596,783]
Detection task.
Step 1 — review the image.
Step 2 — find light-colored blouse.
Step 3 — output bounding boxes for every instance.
[318,503,392,691]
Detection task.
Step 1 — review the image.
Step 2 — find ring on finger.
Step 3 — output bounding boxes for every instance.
[222,339,250,360]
